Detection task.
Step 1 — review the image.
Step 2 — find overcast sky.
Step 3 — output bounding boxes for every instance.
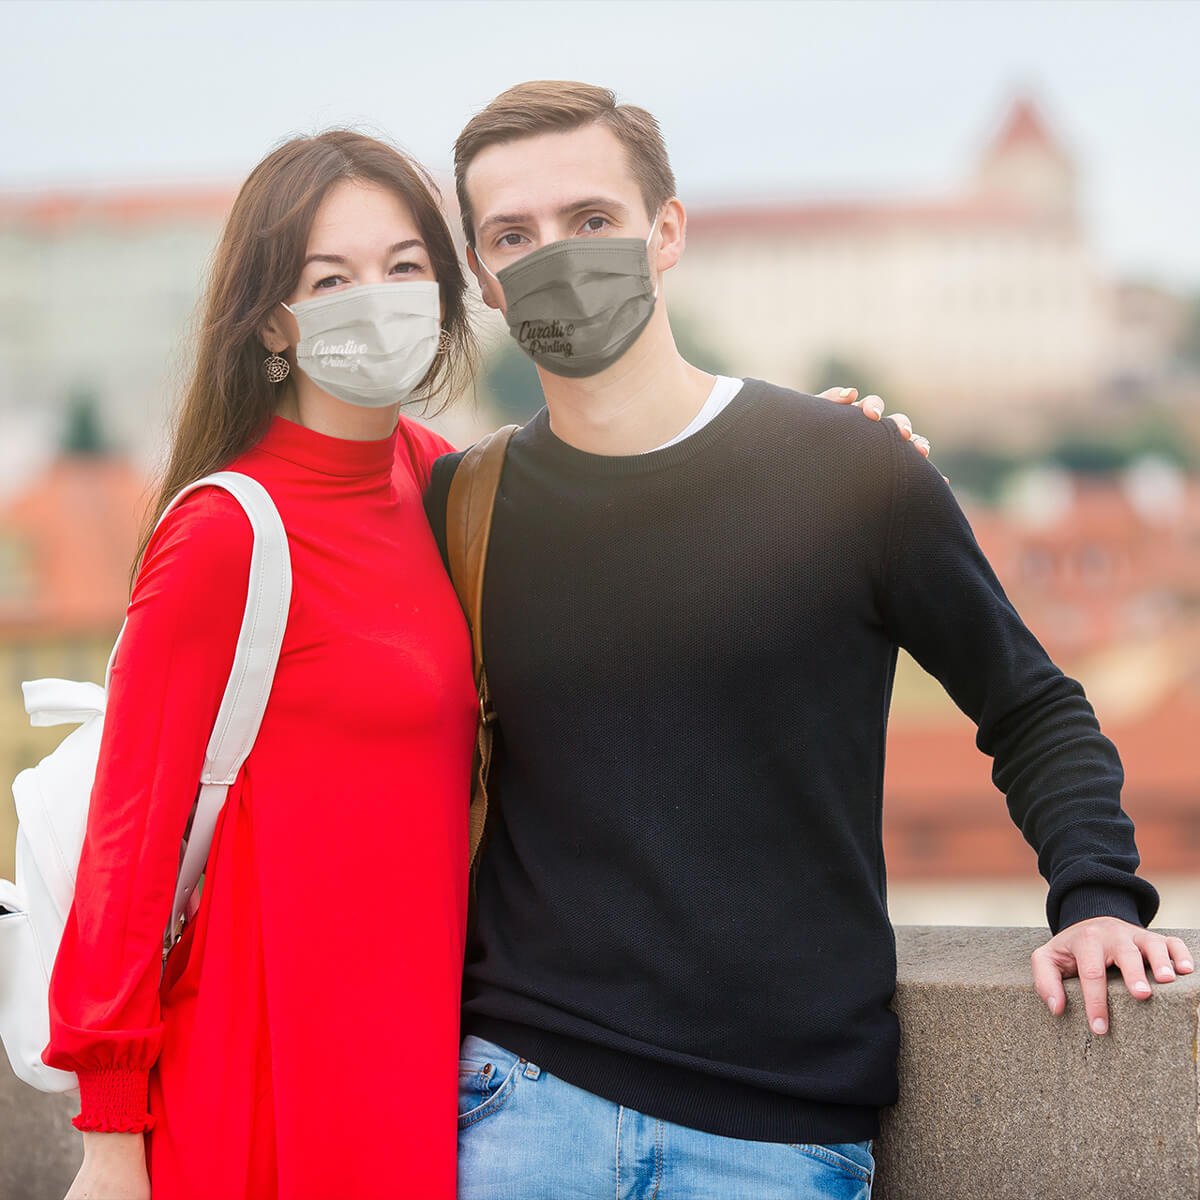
[4,0,1198,288]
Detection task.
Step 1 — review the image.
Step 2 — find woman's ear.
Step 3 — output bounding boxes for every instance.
[260,304,296,354]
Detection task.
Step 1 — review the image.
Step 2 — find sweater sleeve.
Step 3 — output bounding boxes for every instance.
[43,488,253,1132]
[876,424,1158,934]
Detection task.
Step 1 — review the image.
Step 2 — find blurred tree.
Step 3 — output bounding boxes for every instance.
[935,446,1029,502]
[1048,415,1195,475]
[670,312,732,376]
[484,339,542,424]
[1181,294,1200,369]
[810,354,890,402]
[60,387,107,456]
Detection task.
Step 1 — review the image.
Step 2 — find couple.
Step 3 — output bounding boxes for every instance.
[48,80,1190,1200]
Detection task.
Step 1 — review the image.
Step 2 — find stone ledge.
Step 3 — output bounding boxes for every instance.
[0,1052,80,1200]
[2,925,1197,1198]
[877,925,1200,1199]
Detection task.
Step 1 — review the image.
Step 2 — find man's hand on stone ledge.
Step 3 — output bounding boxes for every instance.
[1031,917,1194,1035]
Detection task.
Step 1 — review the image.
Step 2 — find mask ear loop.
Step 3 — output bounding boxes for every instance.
[645,209,662,299]
[474,249,501,285]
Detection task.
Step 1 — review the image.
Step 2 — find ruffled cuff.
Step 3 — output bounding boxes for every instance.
[73,1067,155,1133]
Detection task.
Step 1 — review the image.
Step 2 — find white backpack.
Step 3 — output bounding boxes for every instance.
[0,472,291,1094]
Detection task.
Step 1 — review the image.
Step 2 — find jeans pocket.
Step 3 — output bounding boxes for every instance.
[788,1140,874,1185]
[457,1040,524,1129]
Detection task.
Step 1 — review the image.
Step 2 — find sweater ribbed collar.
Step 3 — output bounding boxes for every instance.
[520,379,762,479]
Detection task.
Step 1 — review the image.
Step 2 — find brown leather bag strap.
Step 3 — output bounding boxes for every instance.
[444,425,518,870]
[446,425,518,679]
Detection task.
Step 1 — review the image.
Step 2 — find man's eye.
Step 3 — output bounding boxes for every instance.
[498,233,527,247]
[581,217,608,233]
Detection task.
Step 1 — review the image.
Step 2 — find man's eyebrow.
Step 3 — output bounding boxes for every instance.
[558,196,630,219]
[476,197,632,240]
[302,239,426,268]
[476,212,534,239]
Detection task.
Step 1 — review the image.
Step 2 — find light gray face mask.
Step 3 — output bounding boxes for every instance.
[478,215,659,379]
[282,281,441,408]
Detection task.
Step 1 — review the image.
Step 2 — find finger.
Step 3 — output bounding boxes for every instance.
[1134,930,1178,983]
[817,386,859,405]
[1114,941,1153,1000]
[1075,939,1112,1034]
[858,394,884,421]
[1166,936,1195,973]
[1030,946,1068,1016]
[884,411,912,439]
[911,435,931,458]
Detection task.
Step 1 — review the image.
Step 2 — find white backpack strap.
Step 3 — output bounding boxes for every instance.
[120,471,292,950]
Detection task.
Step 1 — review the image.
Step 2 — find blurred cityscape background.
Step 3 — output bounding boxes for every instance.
[1,0,1197,926]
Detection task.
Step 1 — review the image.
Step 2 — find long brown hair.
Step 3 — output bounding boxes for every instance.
[134,129,476,581]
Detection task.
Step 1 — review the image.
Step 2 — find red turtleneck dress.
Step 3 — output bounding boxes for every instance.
[45,415,476,1200]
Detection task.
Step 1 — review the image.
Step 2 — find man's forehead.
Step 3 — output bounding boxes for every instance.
[466,124,640,226]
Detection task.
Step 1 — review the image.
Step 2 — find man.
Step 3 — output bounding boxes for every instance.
[426,81,1192,1199]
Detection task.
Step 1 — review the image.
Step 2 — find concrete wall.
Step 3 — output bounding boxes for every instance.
[877,925,1200,1199]
[3,925,1197,1198]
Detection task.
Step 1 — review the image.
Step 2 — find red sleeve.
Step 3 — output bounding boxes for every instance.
[44,488,252,1132]
[394,416,458,492]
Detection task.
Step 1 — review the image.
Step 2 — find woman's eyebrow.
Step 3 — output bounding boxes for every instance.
[302,239,426,269]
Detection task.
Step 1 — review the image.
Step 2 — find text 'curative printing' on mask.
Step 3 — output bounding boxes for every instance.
[282,281,441,408]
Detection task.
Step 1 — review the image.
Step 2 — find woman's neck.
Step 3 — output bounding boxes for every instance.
[275,380,400,441]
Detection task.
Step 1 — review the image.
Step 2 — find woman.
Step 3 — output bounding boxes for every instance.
[46,131,479,1200]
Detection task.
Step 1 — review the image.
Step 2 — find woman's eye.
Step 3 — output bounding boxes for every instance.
[313,275,345,290]
[389,260,423,276]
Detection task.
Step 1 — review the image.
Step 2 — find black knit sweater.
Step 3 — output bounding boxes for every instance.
[425,379,1156,1144]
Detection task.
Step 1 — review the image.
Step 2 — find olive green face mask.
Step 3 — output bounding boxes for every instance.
[478,215,659,378]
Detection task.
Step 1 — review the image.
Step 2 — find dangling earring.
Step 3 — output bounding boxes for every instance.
[435,329,453,356]
[264,352,290,383]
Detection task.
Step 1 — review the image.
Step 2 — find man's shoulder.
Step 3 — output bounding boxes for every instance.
[429,446,469,490]
[740,378,904,462]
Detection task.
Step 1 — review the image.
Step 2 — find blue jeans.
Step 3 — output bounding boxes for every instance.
[458,1034,874,1200]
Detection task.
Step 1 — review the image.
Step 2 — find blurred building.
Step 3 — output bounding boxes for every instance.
[0,185,233,485]
[0,449,144,878]
[883,462,1200,883]
[671,96,1190,446]
[0,92,1193,471]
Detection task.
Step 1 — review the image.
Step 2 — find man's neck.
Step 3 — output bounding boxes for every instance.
[535,310,715,456]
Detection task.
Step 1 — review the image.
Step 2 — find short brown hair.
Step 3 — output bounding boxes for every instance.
[453,80,676,244]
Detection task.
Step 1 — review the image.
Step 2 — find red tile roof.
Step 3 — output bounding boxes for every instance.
[0,456,148,638]
[980,95,1070,165]
[0,184,237,231]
